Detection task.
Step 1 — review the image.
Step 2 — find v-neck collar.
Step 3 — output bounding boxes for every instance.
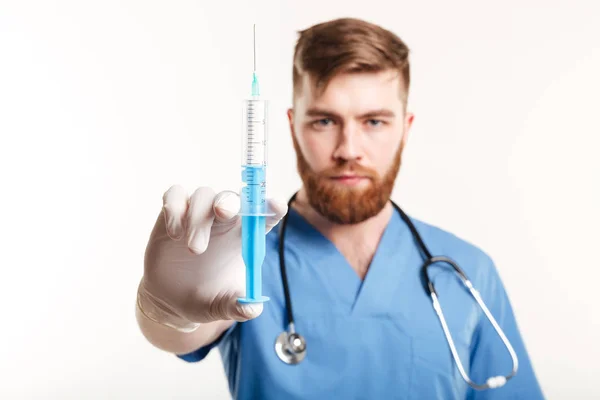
[350,208,416,316]
[283,205,416,316]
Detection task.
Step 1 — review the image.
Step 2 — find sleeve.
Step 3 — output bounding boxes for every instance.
[176,322,238,363]
[466,262,545,400]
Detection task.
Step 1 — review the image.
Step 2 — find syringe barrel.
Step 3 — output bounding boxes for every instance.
[241,98,268,216]
[242,98,268,166]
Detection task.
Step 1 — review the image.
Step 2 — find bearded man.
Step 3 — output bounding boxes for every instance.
[136,17,544,400]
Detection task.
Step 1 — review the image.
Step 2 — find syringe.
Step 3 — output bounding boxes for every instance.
[238,25,272,304]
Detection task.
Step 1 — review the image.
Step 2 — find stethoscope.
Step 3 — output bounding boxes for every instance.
[274,193,519,390]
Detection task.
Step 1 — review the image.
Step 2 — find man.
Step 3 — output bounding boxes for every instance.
[136,18,544,399]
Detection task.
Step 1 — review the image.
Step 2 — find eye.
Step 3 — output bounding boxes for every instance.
[311,118,335,130]
[317,118,333,126]
[366,119,384,127]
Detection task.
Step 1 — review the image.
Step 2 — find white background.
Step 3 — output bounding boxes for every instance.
[1,0,599,398]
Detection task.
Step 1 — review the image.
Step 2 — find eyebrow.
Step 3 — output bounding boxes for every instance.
[359,109,396,119]
[305,107,396,119]
[305,108,342,119]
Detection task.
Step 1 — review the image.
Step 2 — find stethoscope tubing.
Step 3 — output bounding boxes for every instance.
[276,193,518,390]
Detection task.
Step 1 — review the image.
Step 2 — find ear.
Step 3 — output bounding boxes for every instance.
[401,111,415,147]
[287,108,295,138]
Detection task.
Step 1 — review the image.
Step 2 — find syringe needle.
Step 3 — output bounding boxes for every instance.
[251,24,260,97]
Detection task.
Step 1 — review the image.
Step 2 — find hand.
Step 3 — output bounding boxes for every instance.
[137,185,287,332]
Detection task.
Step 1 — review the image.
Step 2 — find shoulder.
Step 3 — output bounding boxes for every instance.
[402,213,501,291]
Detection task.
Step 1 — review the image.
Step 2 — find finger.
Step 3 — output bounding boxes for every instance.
[162,185,189,240]
[265,197,288,234]
[186,187,217,254]
[212,190,241,224]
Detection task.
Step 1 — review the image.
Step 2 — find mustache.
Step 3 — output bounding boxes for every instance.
[320,162,378,179]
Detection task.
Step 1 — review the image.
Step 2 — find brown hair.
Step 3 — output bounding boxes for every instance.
[292,18,411,106]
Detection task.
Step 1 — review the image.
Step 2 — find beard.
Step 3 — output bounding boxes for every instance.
[293,138,403,225]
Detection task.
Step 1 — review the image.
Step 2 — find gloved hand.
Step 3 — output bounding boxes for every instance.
[137,185,287,332]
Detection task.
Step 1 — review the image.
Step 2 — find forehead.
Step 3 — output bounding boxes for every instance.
[296,70,405,114]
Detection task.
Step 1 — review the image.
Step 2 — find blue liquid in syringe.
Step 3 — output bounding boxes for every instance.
[238,165,269,303]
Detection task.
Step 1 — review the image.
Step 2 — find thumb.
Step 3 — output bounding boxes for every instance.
[210,292,264,322]
[266,197,288,234]
[230,300,264,322]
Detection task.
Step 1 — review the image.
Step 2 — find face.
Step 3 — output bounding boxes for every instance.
[287,70,414,224]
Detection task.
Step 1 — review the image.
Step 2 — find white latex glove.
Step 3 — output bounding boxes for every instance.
[137,185,287,332]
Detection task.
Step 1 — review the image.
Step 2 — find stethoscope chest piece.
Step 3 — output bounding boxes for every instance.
[275,329,307,365]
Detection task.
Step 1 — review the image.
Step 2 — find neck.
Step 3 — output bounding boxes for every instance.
[292,187,393,279]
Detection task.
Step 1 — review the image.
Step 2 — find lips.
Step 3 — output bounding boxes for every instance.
[331,175,365,179]
[329,175,370,185]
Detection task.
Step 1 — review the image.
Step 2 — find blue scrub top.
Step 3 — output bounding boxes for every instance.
[178,207,544,399]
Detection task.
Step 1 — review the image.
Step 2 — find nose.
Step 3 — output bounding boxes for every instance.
[332,123,362,162]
